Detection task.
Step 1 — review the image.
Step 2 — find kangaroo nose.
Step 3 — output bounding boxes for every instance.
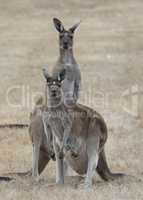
[64,41,68,44]
[51,90,57,97]
[63,41,68,49]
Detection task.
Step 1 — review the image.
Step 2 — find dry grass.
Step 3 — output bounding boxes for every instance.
[0,0,143,199]
[0,116,143,200]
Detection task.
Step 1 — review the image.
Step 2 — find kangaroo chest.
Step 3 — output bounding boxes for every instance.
[44,108,72,142]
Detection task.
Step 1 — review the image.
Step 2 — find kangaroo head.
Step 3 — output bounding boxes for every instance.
[43,67,66,100]
[53,18,80,50]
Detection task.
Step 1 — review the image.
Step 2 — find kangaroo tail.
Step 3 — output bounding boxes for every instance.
[96,149,125,181]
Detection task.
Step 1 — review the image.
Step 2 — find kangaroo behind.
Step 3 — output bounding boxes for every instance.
[52,18,81,106]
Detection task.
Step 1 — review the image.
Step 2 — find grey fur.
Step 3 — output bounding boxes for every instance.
[42,68,124,188]
[43,67,72,184]
[29,87,124,188]
[52,18,81,106]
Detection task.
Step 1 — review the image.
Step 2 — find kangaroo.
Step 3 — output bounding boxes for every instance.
[43,68,124,189]
[42,67,72,184]
[52,18,81,106]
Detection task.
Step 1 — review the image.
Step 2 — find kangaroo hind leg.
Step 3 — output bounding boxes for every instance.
[84,134,100,189]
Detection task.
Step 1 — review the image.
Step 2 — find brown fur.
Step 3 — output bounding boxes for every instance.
[29,98,124,181]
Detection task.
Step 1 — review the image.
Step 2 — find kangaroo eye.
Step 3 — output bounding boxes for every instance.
[47,80,52,86]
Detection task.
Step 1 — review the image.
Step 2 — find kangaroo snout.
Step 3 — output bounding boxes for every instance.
[63,41,68,49]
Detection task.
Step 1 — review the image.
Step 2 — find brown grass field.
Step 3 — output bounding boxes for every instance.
[0,0,143,199]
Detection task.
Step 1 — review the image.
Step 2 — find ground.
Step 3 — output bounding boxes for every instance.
[0,0,143,199]
[0,115,143,199]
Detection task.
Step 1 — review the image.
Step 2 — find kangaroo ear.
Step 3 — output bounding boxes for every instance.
[58,69,66,82]
[42,67,51,82]
[69,21,81,33]
[53,18,64,33]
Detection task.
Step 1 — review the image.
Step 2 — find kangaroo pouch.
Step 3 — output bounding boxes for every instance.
[65,146,88,175]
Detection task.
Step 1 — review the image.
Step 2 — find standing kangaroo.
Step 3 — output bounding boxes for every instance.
[42,67,72,184]
[52,18,81,105]
[43,68,124,189]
